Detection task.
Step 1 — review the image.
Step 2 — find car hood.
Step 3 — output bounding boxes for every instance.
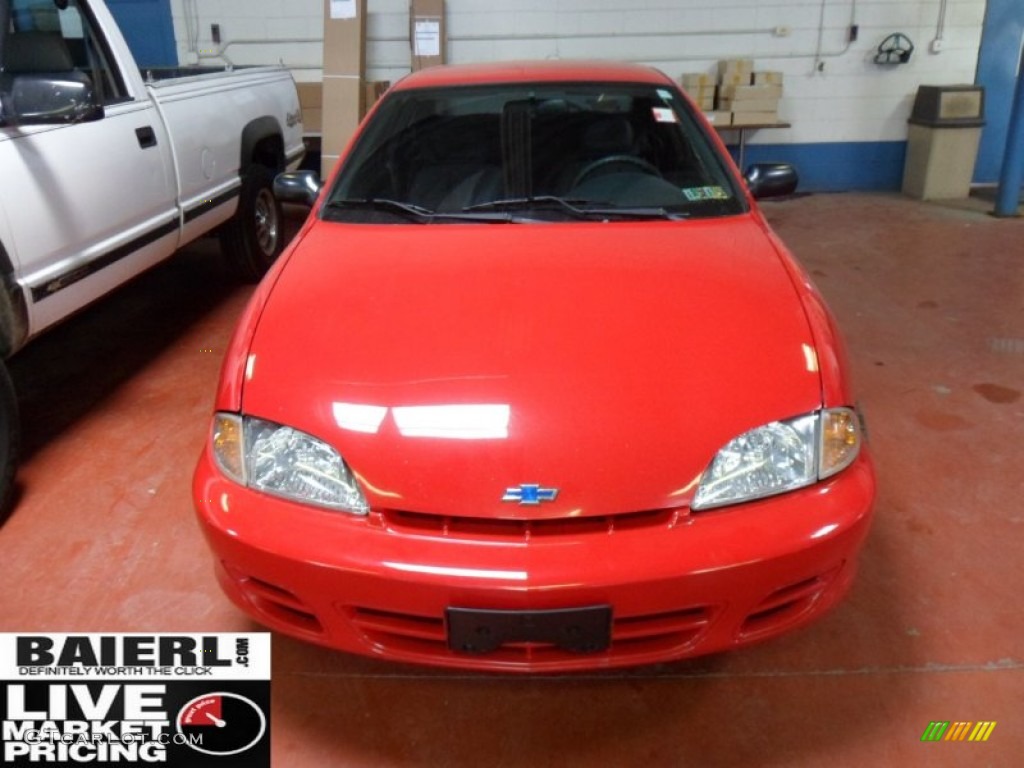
[243,216,822,518]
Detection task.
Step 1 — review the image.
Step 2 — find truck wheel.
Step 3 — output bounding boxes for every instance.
[220,164,284,282]
[0,359,18,515]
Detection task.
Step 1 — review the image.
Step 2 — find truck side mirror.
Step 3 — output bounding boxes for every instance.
[0,71,104,126]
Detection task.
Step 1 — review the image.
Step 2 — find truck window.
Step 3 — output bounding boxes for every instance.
[9,0,129,105]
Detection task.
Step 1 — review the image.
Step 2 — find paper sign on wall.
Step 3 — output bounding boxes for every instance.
[414,19,441,57]
[330,0,357,19]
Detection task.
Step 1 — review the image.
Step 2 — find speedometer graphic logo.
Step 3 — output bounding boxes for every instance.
[176,692,267,757]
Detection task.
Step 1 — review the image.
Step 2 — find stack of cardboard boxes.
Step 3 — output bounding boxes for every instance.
[679,73,716,112]
[315,0,445,178]
[680,59,784,127]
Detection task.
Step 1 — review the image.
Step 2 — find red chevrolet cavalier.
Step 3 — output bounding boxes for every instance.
[193,61,875,672]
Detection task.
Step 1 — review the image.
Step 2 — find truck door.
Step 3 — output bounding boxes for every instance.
[0,0,179,336]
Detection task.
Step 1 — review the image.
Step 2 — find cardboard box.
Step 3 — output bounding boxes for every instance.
[321,76,364,178]
[753,71,784,86]
[323,0,367,77]
[717,58,753,84]
[680,72,715,89]
[702,110,732,126]
[296,83,323,134]
[681,83,716,99]
[719,84,783,102]
[729,110,779,126]
[302,108,323,134]
[720,99,779,113]
[296,83,323,109]
[411,0,446,71]
[718,72,750,87]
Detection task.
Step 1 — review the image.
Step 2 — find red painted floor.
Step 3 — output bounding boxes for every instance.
[1,194,1021,766]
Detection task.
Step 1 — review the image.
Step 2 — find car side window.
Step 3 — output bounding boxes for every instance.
[8,0,129,105]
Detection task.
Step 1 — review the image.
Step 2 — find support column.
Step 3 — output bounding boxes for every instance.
[994,59,1024,216]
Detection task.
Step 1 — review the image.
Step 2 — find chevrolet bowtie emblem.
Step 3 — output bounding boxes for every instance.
[502,484,559,505]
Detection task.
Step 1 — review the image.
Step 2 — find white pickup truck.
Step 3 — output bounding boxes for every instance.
[0,0,305,511]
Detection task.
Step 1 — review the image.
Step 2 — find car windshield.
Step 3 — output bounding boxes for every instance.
[324,81,746,223]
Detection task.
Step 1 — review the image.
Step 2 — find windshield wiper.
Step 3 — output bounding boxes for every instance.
[578,205,688,221]
[464,196,596,220]
[325,198,514,223]
[464,196,687,221]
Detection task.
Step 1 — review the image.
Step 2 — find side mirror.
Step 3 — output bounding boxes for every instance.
[273,170,322,207]
[0,72,104,126]
[743,163,798,199]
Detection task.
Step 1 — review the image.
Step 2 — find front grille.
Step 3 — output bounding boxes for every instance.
[347,604,713,663]
[381,507,682,541]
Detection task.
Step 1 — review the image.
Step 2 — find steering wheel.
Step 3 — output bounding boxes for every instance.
[572,155,661,188]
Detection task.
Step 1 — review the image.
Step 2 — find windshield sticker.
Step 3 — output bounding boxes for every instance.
[656,88,673,102]
[652,107,678,124]
[682,186,730,201]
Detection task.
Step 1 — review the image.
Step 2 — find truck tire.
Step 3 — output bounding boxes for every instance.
[220,164,284,282]
[0,358,18,516]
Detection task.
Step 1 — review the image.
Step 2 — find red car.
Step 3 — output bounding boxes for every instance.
[193,61,875,672]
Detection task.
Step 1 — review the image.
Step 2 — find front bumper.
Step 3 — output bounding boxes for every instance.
[193,446,875,672]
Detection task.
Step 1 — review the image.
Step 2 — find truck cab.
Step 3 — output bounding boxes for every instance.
[0,0,304,512]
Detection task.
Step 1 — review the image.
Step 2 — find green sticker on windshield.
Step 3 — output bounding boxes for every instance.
[682,186,729,201]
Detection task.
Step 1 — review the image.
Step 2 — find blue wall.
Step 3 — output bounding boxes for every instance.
[733,142,908,192]
[105,0,177,69]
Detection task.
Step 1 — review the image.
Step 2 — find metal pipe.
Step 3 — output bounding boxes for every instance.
[449,28,773,42]
[994,55,1024,216]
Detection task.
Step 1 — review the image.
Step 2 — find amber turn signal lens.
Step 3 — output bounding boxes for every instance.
[820,408,861,479]
[212,413,245,484]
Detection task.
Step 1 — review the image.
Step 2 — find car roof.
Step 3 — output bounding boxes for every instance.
[392,60,676,91]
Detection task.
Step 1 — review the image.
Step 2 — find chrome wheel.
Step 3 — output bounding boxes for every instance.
[254,188,280,257]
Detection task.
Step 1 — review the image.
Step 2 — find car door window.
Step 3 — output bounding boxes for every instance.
[9,0,129,105]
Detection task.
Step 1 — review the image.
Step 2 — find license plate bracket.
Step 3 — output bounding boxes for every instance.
[446,605,612,654]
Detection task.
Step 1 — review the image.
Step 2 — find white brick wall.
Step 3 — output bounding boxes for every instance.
[168,0,986,145]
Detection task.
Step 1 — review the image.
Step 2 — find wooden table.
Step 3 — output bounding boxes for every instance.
[714,122,791,168]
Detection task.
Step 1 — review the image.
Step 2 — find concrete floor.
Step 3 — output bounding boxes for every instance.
[1,193,1022,766]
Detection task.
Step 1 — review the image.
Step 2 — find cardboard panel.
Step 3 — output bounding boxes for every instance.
[321,76,364,178]
[322,0,367,177]
[411,0,446,71]
[363,80,390,117]
[323,0,367,77]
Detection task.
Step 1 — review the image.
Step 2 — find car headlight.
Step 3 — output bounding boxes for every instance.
[211,413,369,515]
[692,408,862,511]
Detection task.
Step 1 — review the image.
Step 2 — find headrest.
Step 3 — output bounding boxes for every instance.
[4,32,74,74]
